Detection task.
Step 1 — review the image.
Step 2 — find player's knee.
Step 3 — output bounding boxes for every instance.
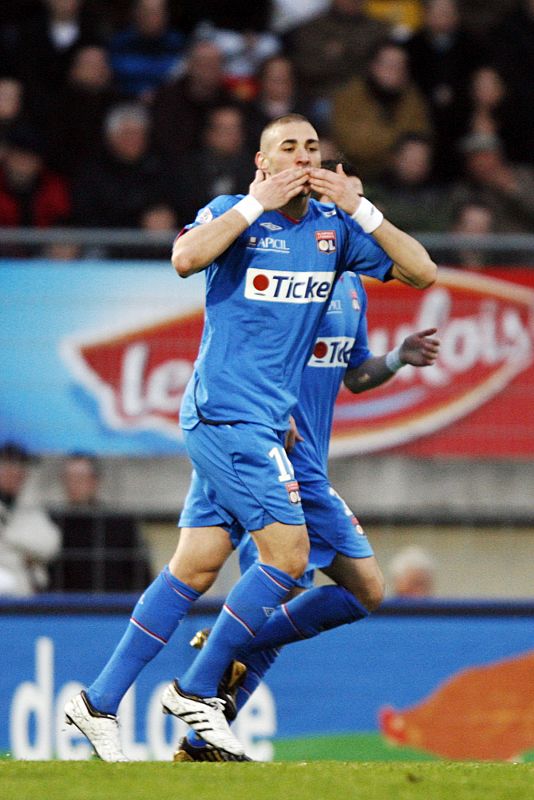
[267,540,309,579]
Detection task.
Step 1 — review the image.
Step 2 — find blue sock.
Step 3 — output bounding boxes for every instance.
[180,562,296,697]
[87,566,200,714]
[249,584,369,651]
[186,648,279,749]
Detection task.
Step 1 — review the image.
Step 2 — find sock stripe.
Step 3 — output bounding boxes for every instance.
[223,603,256,636]
[162,569,198,602]
[130,616,168,644]
[281,603,308,639]
[258,565,292,591]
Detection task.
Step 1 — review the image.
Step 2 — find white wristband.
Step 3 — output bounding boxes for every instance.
[385,346,403,373]
[351,197,384,233]
[233,195,264,226]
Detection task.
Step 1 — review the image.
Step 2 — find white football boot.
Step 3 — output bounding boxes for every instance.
[161,680,245,756]
[64,691,129,762]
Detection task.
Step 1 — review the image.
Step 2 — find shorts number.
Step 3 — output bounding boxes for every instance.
[268,446,294,482]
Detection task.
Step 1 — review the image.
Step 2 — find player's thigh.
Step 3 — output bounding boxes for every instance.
[183,421,306,533]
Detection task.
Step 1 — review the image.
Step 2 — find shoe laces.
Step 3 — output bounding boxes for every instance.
[204,697,226,713]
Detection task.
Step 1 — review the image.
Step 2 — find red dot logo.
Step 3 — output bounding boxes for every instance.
[253,274,269,291]
[314,341,328,359]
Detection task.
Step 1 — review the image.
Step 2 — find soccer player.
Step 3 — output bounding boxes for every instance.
[174,288,439,761]
[65,114,436,760]
[172,163,440,761]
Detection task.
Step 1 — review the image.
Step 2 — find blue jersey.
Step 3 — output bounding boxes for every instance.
[290,272,371,483]
[180,195,392,432]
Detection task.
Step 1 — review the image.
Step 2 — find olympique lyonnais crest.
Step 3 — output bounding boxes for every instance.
[61,268,534,456]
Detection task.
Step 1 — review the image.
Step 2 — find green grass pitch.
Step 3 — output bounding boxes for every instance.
[2,761,534,800]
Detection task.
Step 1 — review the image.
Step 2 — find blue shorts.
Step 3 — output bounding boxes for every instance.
[181,465,373,588]
[181,421,305,533]
[238,480,373,588]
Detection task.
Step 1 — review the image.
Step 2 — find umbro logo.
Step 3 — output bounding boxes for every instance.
[263,607,276,617]
[260,222,283,231]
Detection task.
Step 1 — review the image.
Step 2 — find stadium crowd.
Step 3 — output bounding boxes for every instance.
[0,0,533,260]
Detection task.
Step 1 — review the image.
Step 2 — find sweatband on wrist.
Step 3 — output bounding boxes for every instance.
[385,346,403,373]
[233,195,264,225]
[351,197,384,233]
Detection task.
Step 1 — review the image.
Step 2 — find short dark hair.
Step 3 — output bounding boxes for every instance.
[259,113,313,149]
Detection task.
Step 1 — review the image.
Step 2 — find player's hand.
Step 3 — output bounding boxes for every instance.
[399,328,440,367]
[285,415,304,453]
[249,168,312,210]
[308,164,363,212]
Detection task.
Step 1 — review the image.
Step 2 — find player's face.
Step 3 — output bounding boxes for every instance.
[259,121,321,193]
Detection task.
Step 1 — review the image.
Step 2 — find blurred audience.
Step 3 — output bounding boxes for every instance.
[4,0,104,97]
[108,0,186,103]
[0,124,71,253]
[193,19,281,102]
[0,77,34,162]
[451,132,534,234]
[463,66,519,163]
[388,545,437,598]
[285,0,392,128]
[368,133,452,231]
[71,102,173,229]
[0,442,60,596]
[49,452,152,592]
[332,41,432,181]
[174,104,253,223]
[489,0,534,166]
[150,39,236,171]
[244,55,309,150]
[46,45,125,177]
[403,0,484,179]
[444,200,499,269]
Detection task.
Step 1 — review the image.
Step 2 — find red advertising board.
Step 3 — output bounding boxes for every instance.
[64,267,534,458]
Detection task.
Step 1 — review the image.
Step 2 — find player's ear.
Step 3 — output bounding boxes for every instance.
[255,151,268,171]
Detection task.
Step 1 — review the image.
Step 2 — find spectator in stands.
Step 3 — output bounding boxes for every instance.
[5,0,104,95]
[108,0,186,103]
[71,102,173,229]
[0,442,60,596]
[489,0,534,166]
[0,124,71,245]
[403,0,485,179]
[445,200,498,269]
[451,132,534,234]
[462,66,518,164]
[150,39,236,171]
[174,104,253,223]
[46,45,125,177]
[388,545,437,598]
[332,41,432,181]
[244,55,310,148]
[368,133,453,232]
[0,77,32,163]
[49,452,152,592]
[285,0,391,127]
[190,19,281,103]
